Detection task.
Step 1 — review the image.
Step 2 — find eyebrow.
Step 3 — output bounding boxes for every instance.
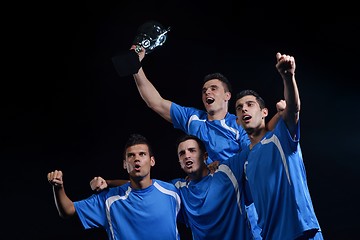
[202,84,219,91]
[236,100,256,108]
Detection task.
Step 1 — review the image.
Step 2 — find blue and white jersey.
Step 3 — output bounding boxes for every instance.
[170,102,250,164]
[171,151,259,240]
[74,179,181,240]
[244,119,322,240]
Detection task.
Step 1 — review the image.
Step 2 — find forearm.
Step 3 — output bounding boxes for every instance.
[52,187,75,218]
[283,75,300,114]
[134,68,164,107]
[133,68,172,122]
[281,74,300,136]
[106,179,129,187]
[266,111,281,131]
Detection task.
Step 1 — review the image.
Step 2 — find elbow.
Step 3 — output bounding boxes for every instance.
[147,102,155,109]
[58,205,76,219]
[296,99,301,113]
[58,212,67,219]
[59,211,75,219]
[147,101,162,112]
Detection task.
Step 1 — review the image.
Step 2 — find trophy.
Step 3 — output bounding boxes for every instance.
[133,21,171,54]
[112,21,171,77]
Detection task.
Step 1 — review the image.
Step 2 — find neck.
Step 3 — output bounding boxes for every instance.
[130,177,152,189]
[207,109,228,121]
[187,166,209,181]
[247,127,268,149]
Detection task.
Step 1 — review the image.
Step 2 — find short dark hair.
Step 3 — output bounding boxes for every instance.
[175,134,207,155]
[123,134,154,158]
[203,72,232,93]
[235,89,266,109]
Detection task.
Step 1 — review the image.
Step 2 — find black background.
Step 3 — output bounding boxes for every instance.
[2,1,359,239]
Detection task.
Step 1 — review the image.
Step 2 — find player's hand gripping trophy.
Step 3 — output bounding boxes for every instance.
[112,21,171,76]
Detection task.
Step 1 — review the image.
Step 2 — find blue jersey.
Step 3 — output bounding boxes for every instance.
[74,180,181,240]
[170,151,260,240]
[244,119,322,240]
[170,102,250,164]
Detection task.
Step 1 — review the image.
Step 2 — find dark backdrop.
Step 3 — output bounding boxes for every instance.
[2,1,359,239]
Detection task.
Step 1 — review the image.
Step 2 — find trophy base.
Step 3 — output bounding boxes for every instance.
[112,50,141,77]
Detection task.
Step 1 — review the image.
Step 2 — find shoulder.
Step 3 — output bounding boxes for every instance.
[153,179,178,190]
[107,184,128,196]
[171,102,204,115]
[153,180,181,200]
[225,113,244,130]
[274,117,298,134]
[225,112,237,118]
[223,148,248,168]
[170,178,187,188]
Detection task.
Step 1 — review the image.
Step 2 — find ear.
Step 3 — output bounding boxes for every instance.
[203,152,209,162]
[262,107,269,118]
[123,159,127,169]
[225,91,231,101]
[150,156,155,167]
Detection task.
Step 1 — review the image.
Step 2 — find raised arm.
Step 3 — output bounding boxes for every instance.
[265,99,286,131]
[275,52,300,137]
[131,45,173,122]
[47,170,76,218]
[90,176,129,192]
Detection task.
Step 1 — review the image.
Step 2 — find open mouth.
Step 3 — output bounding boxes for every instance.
[243,115,251,121]
[134,163,141,170]
[206,98,215,104]
[185,160,193,167]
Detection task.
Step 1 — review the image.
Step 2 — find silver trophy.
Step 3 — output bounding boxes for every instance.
[133,21,171,54]
[112,21,170,76]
